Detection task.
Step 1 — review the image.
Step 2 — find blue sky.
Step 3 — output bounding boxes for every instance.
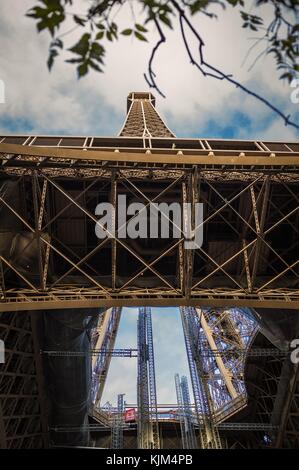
[0,1,298,140]
[101,307,192,405]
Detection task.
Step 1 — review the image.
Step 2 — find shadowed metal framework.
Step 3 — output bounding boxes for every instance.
[0,312,48,448]
[0,92,298,310]
[0,92,299,449]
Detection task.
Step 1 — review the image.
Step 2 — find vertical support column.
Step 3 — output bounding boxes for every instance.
[175,373,197,449]
[250,177,270,289]
[32,172,44,290]
[111,171,117,291]
[196,308,238,401]
[0,258,5,300]
[137,307,150,449]
[180,376,197,449]
[93,308,122,408]
[30,312,49,448]
[0,399,7,449]
[146,309,160,449]
[111,393,125,449]
[137,307,160,449]
[179,181,187,294]
[184,167,198,299]
[180,307,222,449]
[175,373,187,449]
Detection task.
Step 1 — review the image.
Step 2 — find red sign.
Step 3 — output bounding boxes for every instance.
[125,408,136,422]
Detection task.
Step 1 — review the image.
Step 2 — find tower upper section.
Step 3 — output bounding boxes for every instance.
[119,92,175,138]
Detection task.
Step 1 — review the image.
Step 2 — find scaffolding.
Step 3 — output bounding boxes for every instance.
[91,307,122,407]
[175,374,197,449]
[196,307,257,419]
[180,306,257,447]
[181,307,222,449]
[111,394,125,449]
[137,307,160,449]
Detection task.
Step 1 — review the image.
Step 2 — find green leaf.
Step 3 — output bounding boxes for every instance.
[73,15,86,27]
[65,58,83,64]
[189,0,209,15]
[89,59,103,72]
[121,28,133,36]
[52,38,63,49]
[47,48,58,71]
[69,33,91,56]
[77,62,88,78]
[159,14,172,29]
[26,6,48,19]
[135,31,148,42]
[226,0,242,5]
[96,31,104,40]
[135,23,148,33]
[90,41,104,60]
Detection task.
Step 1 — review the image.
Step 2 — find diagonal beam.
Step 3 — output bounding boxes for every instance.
[45,175,177,291]
[205,178,299,282]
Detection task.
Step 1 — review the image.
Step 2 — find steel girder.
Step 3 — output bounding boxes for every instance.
[0,311,48,448]
[0,152,298,310]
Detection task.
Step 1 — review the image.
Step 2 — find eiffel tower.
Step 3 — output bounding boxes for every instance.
[0,92,298,449]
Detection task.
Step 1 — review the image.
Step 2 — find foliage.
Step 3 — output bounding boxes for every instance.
[27,0,299,80]
[26,0,299,129]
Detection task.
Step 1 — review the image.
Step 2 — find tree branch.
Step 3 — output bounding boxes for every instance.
[144,18,167,98]
[147,0,299,131]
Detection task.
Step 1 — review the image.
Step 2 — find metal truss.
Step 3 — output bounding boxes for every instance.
[277,364,299,448]
[137,307,160,449]
[51,423,136,433]
[42,348,137,357]
[181,307,222,448]
[111,393,125,449]
[180,306,258,448]
[175,374,197,449]
[0,312,48,448]
[181,308,257,427]
[0,138,298,311]
[91,308,122,407]
[0,92,298,450]
[200,348,289,357]
[119,92,175,138]
[198,308,257,419]
[217,423,278,431]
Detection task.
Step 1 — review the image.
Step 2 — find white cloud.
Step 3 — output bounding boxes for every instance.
[0,0,298,139]
[101,307,192,406]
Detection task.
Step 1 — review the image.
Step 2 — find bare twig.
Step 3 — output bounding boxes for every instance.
[144,18,167,98]
[146,0,299,131]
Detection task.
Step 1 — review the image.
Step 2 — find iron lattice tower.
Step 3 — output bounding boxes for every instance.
[181,306,222,448]
[175,374,197,449]
[111,393,125,449]
[0,92,298,310]
[180,306,257,448]
[0,91,298,449]
[119,92,175,138]
[137,307,160,449]
[91,307,122,408]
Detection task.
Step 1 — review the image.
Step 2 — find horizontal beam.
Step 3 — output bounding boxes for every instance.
[42,348,138,357]
[0,296,298,311]
[1,143,299,167]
